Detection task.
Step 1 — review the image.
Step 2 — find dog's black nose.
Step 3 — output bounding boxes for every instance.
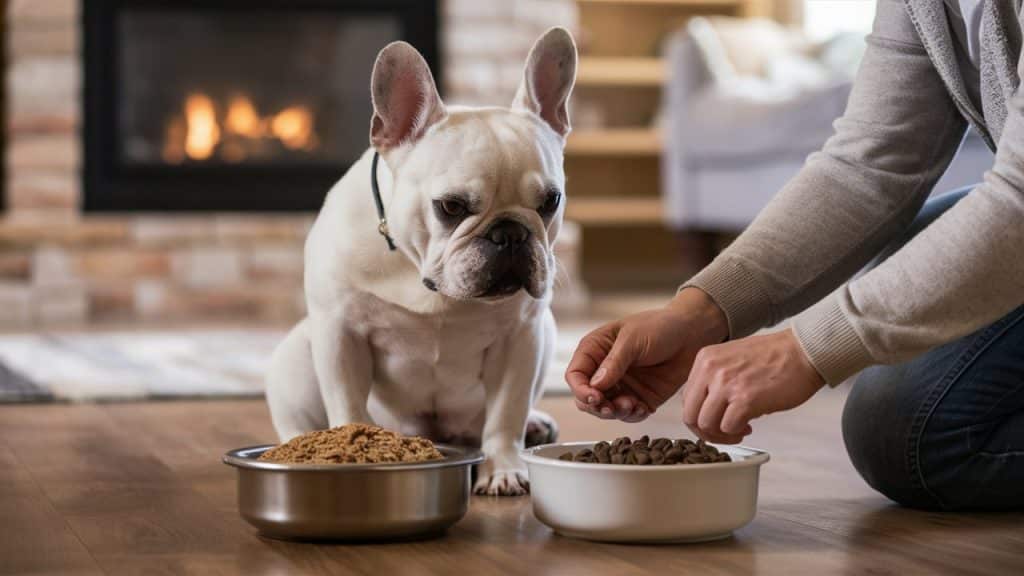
[486,220,529,248]
[422,278,438,292]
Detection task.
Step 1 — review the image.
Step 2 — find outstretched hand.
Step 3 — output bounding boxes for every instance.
[564,288,728,423]
[564,288,826,443]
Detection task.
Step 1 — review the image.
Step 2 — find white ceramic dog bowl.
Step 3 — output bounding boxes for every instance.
[522,441,770,543]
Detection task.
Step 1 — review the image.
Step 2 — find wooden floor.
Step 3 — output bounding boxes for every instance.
[3,389,1023,576]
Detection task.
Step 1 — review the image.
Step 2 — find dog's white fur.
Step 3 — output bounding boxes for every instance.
[265,28,577,496]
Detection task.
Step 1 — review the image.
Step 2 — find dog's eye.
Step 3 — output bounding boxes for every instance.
[538,190,561,217]
[441,199,467,217]
[433,198,469,225]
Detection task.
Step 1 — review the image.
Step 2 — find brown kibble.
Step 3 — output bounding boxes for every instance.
[551,436,733,466]
[632,436,650,451]
[258,424,443,464]
[573,449,595,463]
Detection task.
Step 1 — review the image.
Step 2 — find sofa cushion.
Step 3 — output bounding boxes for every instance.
[681,80,851,159]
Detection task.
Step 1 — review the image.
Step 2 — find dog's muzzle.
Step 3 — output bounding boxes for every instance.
[480,220,534,298]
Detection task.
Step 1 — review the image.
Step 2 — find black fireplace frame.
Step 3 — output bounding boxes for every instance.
[83,0,440,212]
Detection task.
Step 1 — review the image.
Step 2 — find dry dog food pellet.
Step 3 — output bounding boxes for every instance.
[258,423,443,464]
[559,436,731,465]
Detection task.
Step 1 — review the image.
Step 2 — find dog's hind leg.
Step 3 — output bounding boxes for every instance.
[525,409,559,448]
[265,318,327,442]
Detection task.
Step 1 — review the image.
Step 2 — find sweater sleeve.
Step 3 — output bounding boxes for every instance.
[789,22,1024,384]
[683,0,967,370]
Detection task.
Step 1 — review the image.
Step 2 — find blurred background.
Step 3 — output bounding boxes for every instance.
[0,0,991,402]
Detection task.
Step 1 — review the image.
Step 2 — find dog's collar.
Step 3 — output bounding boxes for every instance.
[370,152,397,251]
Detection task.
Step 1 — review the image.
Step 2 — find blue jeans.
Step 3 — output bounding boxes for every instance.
[842,187,1024,511]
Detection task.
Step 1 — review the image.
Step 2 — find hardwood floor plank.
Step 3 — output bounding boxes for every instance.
[0,493,105,576]
[43,483,240,554]
[0,442,104,576]
[87,555,266,576]
[0,404,179,486]
[0,442,45,497]
[765,498,1024,576]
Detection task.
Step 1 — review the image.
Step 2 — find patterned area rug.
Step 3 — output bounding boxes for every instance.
[0,327,588,403]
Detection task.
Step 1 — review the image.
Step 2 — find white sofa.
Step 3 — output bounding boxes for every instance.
[662,17,994,232]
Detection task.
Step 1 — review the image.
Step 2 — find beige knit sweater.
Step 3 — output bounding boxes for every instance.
[684,0,1024,384]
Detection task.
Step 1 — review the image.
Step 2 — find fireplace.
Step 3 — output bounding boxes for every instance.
[83,0,440,212]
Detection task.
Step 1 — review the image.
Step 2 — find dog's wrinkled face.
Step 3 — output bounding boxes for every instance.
[395,110,564,300]
[368,28,577,302]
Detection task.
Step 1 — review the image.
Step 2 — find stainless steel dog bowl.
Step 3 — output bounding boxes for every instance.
[522,441,769,543]
[223,444,483,541]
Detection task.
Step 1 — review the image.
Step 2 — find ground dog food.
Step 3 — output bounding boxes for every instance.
[259,423,444,464]
[558,436,731,465]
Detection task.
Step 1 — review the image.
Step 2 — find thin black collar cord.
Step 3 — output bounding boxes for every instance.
[371,152,397,251]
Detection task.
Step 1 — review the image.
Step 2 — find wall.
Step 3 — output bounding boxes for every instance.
[443,0,578,106]
[2,0,579,327]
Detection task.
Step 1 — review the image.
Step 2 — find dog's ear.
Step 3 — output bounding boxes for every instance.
[370,42,446,150]
[513,27,577,138]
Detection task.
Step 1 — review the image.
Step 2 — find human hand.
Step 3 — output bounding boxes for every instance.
[565,288,728,422]
[683,328,825,444]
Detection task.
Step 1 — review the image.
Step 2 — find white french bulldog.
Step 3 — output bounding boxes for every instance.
[265,28,577,496]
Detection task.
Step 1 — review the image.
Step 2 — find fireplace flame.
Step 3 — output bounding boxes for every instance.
[271,106,315,150]
[225,95,262,138]
[184,93,220,161]
[163,92,318,163]
[162,116,187,164]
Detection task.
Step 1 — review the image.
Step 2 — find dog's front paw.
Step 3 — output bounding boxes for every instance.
[474,467,530,496]
[474,455,529,496]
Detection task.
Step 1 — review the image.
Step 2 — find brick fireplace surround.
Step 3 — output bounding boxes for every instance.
[2,0,580,328]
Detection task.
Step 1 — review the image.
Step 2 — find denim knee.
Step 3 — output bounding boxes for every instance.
[842,365,942,509]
